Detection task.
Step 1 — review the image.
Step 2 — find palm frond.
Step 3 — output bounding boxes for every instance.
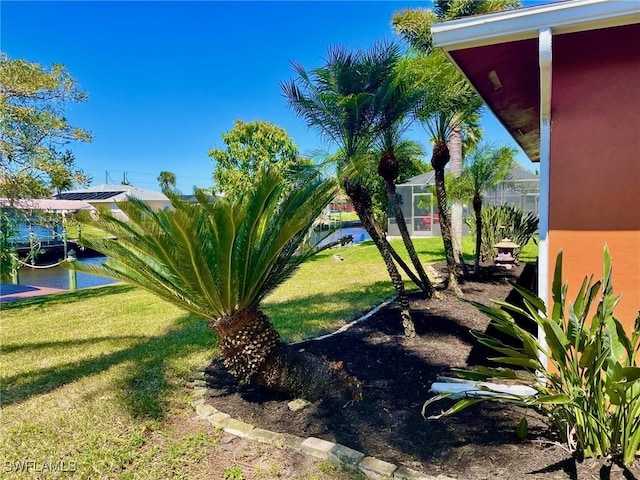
[66,169,337,323]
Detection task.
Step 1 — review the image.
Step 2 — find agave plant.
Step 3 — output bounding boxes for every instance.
[65,168,357,400]
[424,246,640,468]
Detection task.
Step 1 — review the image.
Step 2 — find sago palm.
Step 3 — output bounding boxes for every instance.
[283,42,417,336]
[66,168,354,399]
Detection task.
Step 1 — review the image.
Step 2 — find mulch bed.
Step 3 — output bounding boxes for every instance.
[203,264,638,480]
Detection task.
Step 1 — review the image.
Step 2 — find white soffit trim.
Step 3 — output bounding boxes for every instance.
[431,0,640,50]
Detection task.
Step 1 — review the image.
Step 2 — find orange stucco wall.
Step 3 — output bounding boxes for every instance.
[548,25,640,331]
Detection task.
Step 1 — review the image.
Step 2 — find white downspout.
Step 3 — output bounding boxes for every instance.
[538,27,552,368]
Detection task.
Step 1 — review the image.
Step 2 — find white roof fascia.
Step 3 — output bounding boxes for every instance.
[432,0,640,51]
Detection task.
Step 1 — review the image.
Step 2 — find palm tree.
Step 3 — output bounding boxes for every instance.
[157,170,176,192]
[412,51,483,295]
[65,169,357,400]
[450,144,515,274]
[394,0,520,288]
[375,65,435,298]
[283,43,417,336]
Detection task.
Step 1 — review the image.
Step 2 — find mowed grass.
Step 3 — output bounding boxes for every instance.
[0,236,537,478]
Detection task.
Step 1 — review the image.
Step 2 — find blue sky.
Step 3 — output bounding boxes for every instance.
[3,1,544,193]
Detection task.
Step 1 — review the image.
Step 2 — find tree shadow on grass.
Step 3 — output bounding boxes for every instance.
[0,284,136,311]
[265,280,394,340]
[1,336,148,354]
[1,316,217,419]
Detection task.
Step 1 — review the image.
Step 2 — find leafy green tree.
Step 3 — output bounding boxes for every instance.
[0,54,91,201]
[0,212,18,282]
[283,43,418,336]
[50,150,90,194]
[66,168,358,399]
[209,120,300,200]
[157,170,176,192]
[449,144,515,274]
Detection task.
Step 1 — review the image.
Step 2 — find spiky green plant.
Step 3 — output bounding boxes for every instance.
[466,204,538,262]
[64,168,356,399]
[424,246,640,467]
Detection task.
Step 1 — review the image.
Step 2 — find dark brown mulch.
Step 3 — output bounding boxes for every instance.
[203,264,638,480]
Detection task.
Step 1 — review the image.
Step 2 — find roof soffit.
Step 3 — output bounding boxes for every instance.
[431,0,640,51]
[431,0,640,163]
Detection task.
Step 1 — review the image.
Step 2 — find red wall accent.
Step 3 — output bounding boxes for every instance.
[549,24,640,328]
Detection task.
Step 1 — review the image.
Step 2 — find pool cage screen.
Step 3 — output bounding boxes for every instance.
[388,175,539,237]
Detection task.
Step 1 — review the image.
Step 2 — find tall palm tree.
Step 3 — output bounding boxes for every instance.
[412,51,483,295]
[450,144,515,275]
[65,169,357,400]
[375,66,435,298]
[283,43,417,336]
[394,0,519,287]
[157,170,176,192]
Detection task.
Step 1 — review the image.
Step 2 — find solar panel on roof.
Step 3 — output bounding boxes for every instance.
[57,191,125,201]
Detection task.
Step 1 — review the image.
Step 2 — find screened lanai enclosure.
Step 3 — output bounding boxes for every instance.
[483,165,540,215]
[387,166,539,238]
[387,171,440,237]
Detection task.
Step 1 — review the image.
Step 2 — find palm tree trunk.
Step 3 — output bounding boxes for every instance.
[344,178,416,337]
[387,243,425,291]
[431,142,463,297]
[473,194,482,276]
[213,307,360,400]
[215,306,281,383]
[448,127,464,265]
[448,128,470,278]
[385,178,434,298]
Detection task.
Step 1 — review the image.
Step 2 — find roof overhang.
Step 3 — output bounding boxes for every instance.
[432,0,639,50]
[431,0,640,162]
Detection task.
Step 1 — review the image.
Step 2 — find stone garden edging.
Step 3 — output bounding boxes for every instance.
[191,366,454,480]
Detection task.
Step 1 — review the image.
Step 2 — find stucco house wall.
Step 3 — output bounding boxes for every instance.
[431,0,640,337]
[549,23,640,328]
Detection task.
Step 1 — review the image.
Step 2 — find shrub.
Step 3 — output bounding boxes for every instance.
[424,246,640,467]
[466,205,538,261]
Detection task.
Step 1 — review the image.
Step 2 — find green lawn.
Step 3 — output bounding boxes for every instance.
[0,236,538,478]
[328,210,359,223]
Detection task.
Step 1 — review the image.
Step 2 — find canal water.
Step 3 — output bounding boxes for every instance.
[315,226,370,247]
[16,227,371,291]
[16,256,117,290]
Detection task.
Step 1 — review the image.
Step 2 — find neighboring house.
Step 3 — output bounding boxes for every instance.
[55,185,171,221]
[330,194,355,213]
[388,165,539,237]
[432,0,640,333]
